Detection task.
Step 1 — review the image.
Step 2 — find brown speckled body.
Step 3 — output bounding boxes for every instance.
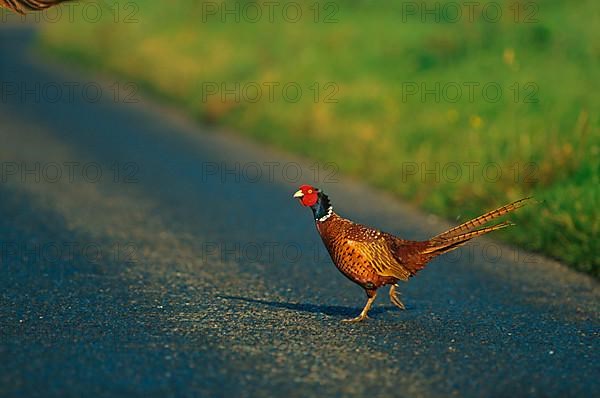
[316,213,430,297]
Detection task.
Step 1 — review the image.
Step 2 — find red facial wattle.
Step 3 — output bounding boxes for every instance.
[294,184,319,207]
[301,191,318,207]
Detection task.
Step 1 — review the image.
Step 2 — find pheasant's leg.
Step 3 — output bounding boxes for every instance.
[342,292,377,323]
[389,284,406,310]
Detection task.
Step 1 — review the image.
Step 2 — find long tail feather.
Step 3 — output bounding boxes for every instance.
[423,221,514,256]
[431,197,531,241]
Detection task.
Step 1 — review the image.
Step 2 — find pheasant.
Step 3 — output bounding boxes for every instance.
[0,0,70,14]
[293,184,530,322]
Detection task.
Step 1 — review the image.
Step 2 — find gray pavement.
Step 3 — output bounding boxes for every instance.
[0,24,598,398]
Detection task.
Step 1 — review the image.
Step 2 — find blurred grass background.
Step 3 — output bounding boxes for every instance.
[37,0,598,275]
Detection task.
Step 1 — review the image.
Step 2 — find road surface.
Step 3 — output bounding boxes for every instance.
[0,24,598,398]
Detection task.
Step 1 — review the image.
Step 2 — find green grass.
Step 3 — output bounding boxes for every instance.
[37,0,599,276]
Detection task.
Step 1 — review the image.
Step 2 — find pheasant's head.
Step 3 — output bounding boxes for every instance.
[293,184,319,207]
[293,184,333,221]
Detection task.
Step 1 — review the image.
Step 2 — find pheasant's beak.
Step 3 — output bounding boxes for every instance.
[293,190,304,198]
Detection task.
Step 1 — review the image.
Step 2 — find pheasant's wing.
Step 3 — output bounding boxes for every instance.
[387,238,432,275]
[345,237,412,281]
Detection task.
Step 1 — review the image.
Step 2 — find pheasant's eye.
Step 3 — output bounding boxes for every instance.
[308,189,313,194]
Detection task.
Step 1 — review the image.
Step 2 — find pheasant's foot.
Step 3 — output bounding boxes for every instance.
[341,314,369,323]
[389,284,406,310]
[391,296,406,310]
[342,292,377,323]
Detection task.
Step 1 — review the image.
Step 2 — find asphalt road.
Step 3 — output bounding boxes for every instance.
[1,24,599,398]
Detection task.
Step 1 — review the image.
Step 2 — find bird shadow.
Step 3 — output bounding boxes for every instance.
[219,295,399,317]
